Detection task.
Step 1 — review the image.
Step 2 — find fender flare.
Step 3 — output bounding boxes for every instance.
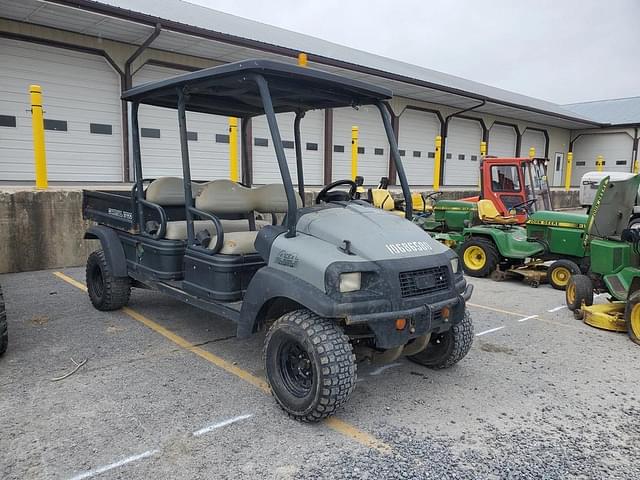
[237,267,339,338]
[84,226,128,277]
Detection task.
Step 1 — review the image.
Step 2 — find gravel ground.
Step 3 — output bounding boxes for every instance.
[1,267,639,479]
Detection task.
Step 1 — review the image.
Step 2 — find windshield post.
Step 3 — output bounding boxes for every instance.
[375,101,412,220]
[252,74,298,237]
[177,88,196,246]
[130,101,145,230]
[294,111,306,206]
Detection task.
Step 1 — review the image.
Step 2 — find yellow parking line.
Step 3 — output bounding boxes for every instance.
[53,271,391,454]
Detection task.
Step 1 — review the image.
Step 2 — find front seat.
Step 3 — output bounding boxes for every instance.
[477,199,519,225]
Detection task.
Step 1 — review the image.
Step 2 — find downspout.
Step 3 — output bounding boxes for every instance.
[122,23,162,181]
[440,100,486,186]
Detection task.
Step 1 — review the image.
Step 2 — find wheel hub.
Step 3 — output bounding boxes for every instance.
[280,341,313,398]
[551,267,570,286]
[464,246,486,270]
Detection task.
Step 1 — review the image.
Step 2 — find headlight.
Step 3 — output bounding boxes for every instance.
[339,272,361,293]
[450,257,460,274]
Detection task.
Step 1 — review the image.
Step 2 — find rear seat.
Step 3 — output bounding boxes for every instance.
[196,179,301,254]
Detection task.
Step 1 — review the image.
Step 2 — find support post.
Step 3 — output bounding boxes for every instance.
[351,126,359,180]
[565,152,573,191]
[29,85,48,189]
[596,155,604,172]
[529,147,536,159]
[433,135,442,191]
[229,117,239,181]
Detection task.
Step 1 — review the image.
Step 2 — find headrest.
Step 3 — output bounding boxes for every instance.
[146,177,206,206]
[196,180,301,214]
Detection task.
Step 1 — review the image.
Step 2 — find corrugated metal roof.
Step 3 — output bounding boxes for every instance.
[564,97,640,125]
[86,0,599,126]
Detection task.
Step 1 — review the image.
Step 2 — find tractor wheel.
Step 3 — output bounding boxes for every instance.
[460,237,499,278]
[264,309,356,422]
[407,310,474,369]
[547,260,580,290]
[86,250,131,311]
[624,291,640,345]
[566,274,593,312]
[0,284,7,356]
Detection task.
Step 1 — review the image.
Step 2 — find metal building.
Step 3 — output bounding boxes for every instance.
[0,0,638,187]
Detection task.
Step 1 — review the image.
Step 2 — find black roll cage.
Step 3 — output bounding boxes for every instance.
[127,63,413,251]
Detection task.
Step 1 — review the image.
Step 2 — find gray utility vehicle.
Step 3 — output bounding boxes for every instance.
[83,60,474,421]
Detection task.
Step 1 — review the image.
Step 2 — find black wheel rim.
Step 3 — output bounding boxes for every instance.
[425,332,453,361]
[279,340,313,398]
[90,264,104,299]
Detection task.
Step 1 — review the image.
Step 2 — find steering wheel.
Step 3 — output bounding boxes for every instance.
[510,198,537,214]
[423,191,443,203]
[316,179,358,204]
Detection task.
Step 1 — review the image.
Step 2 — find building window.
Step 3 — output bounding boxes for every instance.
[458,154,465,160]
[254,137,268,147]
[616,160,627,165]
[306,142,318,151]
[374,148,384,156]
[283,140,294,149]
[187,131,198,141]
[334,145,344,153]
[576,161,586,166]
[427,152,435,158]
[141,128,160,138]
[399,149,406,157]
[90,123,112,135]
[471,155,478,161]
[357,146,365,154]
[44,119,67,132]
[0,115,17,127]
[445,153,452,159]
[413,151,421,158]
[216,134,229,143]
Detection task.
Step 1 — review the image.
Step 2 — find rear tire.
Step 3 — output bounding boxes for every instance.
[86,250,131,311]
[566,274,593,312]
[0,284,7,356]
[264,309,356,422]
[460,237,499,278]
[624,291,640,345]
[547,259,580,290]
[407,310,474,369]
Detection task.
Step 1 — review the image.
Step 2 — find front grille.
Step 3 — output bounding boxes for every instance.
[399,266,449,298]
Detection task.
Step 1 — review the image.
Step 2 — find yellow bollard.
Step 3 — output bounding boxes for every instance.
[30,85,48,189]
[229,117,239,181]
[433,135,442,191]
[529,147,535,159]
[634,158,639,174]
[298,52,308,67]
[565,152,573,191]
[596,155,604,172]
[480,141,487,157]
[351,126,359,180]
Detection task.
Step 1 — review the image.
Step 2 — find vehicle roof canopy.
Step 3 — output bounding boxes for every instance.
[122,59,393,117]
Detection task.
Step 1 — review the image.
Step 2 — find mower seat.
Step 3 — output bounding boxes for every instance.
[477,199,519,225]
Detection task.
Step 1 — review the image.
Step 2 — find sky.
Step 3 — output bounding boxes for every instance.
[187,0,639,105]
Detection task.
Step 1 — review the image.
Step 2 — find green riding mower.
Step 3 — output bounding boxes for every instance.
[565,174,640,345]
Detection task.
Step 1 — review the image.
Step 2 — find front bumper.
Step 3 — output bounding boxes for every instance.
[344,282,473,349]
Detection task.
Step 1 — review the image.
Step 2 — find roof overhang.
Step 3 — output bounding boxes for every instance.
[1,0,605,129]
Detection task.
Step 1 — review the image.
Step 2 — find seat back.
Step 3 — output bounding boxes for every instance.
[146,177,206,206]
[369,188,395,211]
[477,199,501,221]
[196,180,301,214]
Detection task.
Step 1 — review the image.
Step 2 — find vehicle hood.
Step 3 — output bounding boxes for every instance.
[296,203,450,261]
[585,174,640,244]
[526,211,588,230]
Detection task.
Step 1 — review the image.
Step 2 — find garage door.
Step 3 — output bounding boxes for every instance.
[488,124,517,157]
[333,106,388,184]
[444,117,482,185]
[571,133,634,184]
[398,109,440,186]
[521,129,546,158]
[252,110,324,185]
[0,38,122,181]
[134,64,237,182]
